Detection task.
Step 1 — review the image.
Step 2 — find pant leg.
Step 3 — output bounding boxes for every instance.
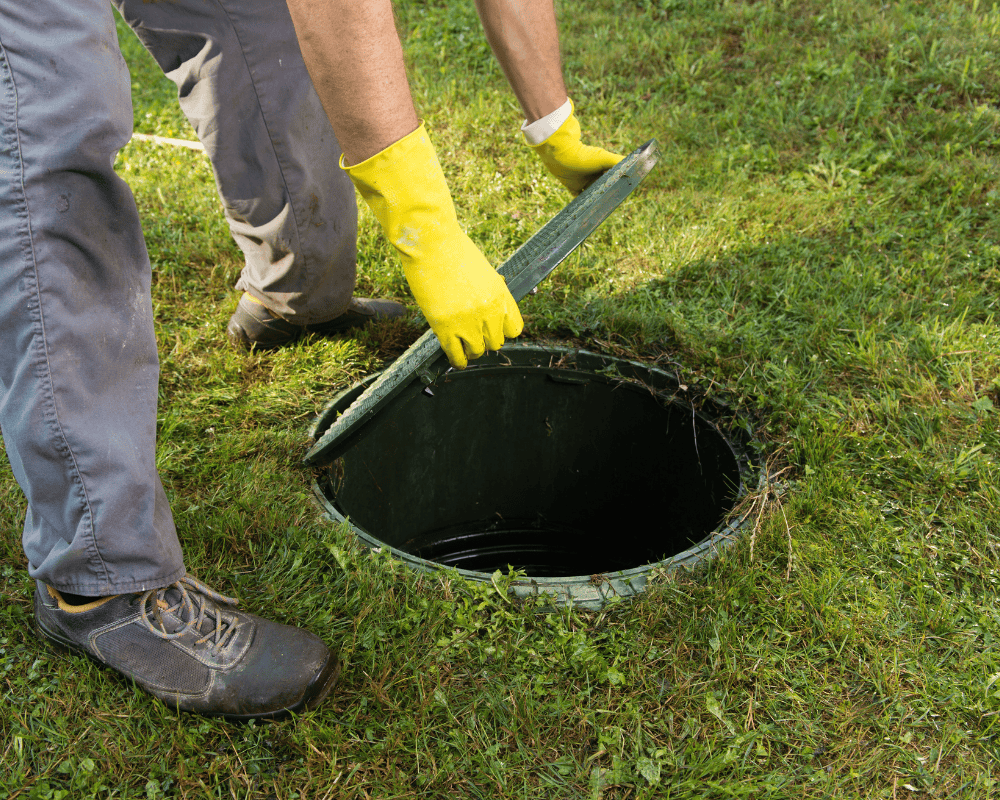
[113,0,359,325]
[0,0,184,595]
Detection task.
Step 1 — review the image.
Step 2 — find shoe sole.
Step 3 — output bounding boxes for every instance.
[35,608,342,722]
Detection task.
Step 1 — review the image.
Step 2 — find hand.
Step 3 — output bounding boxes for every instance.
[530,103,623,195]
[344,124,523,368]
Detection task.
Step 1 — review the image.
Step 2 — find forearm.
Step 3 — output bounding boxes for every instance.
[285,0,418,164]
[474,0,568,123]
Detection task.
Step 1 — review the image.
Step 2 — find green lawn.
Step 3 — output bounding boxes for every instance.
[2,0,999,797]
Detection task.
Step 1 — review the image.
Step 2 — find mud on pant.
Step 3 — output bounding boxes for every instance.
[0,0,357,595]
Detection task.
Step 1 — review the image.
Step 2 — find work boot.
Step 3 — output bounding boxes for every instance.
[226,292,407,350]
[34,575,340,721]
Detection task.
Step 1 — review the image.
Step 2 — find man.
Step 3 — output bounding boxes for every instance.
[0,0,620,720]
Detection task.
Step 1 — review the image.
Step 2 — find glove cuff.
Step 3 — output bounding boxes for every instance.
[520,97,573,145]
[341,123,460,270]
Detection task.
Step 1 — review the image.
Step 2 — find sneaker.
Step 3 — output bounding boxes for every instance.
[34,575,340,720]
[226,293,407,350]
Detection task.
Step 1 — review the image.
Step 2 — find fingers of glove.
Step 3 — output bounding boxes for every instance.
[463,331,488,362]
[583,144,625,172]
[439,331,469,370]
[502,293,524,339]
[434,306,497,367]
[481,314,506,353]
[540,145,623,195]
[439,295,519,367]
[559,144,625,194]
[478,276,522,348]
[560,174,588,196]
[562,141,624,174]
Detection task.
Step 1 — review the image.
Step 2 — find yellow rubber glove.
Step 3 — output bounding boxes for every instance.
[343,124,523,369]
[529,101,624,196]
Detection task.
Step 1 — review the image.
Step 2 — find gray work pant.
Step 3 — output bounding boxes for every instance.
[114,0,359,324]
[0,0,355,595]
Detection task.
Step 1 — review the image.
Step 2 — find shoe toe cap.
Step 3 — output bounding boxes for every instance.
[210,618,340,719]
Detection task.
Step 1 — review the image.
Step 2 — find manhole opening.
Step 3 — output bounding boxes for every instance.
[312,345,760,593]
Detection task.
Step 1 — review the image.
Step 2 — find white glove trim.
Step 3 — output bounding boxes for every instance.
[520,98,573,145]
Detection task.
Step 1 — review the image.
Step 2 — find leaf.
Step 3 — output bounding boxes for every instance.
[326,543,348,571]
[706,694,736,733]
[636,756,661,784]
[955,443,985,467]
[706,694,725,720]
[973,397,995,414]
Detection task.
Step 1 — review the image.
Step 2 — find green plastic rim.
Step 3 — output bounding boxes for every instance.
[309,345,766,609]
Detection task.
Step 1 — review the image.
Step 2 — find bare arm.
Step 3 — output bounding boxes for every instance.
[285,0,418,165]
[474,0,568,123]
[286,0,569,160]
[285,0,525,368]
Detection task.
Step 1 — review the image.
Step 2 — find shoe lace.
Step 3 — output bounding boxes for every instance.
[139,575,243,651]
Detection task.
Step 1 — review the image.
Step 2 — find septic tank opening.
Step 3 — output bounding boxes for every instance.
[310,345,762,607]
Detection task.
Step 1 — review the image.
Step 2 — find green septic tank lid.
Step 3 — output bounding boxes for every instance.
[304,139,660,467]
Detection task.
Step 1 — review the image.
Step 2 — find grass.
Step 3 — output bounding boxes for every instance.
[2,0,1000,796]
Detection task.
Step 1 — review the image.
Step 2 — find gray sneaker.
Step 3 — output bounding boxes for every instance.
[34,576,340,720]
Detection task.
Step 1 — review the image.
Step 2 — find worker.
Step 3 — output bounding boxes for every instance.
[0,0,621,719]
